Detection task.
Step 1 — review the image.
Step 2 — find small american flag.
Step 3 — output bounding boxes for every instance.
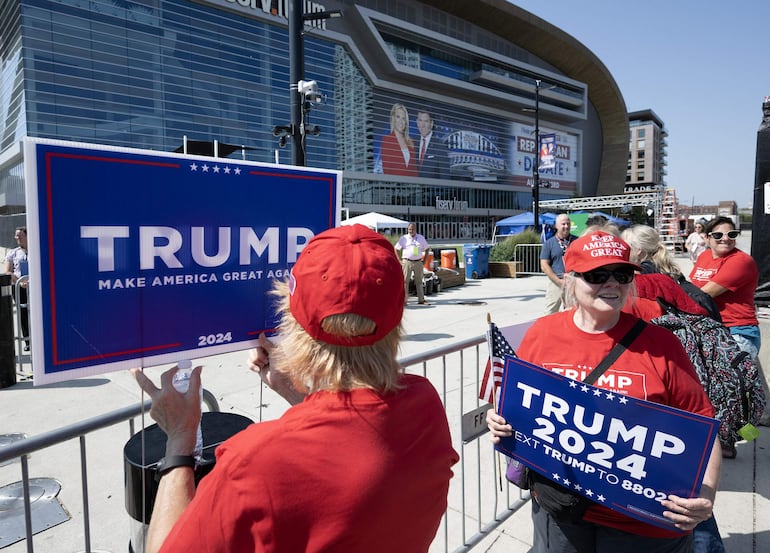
[479,322,516,405]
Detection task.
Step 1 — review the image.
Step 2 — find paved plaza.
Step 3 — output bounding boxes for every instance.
[1,234,769,552]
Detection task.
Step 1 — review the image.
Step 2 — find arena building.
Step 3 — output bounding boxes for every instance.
[0,0,628,242]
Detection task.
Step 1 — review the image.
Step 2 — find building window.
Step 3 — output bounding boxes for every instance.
[637,140,645,149]
[637,129,646,138]
[637,171,644,180]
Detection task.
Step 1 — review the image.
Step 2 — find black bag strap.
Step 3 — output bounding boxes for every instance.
[729,350,752,423]
[583,319,647,386]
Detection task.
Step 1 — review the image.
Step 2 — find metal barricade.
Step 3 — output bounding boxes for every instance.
[13,275,30,378]
[398,337,530,552]
[0,339,529,552]
[513,243,544,275]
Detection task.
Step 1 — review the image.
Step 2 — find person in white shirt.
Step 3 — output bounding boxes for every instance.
[5,226,30,350]
[395,223,430,305]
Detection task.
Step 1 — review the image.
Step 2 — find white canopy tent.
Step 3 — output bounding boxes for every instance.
[340,212,410,231]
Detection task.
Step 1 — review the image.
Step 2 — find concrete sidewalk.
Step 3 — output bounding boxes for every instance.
[1,237,769,552]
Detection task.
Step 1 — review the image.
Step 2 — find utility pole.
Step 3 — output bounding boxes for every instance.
[533,79,541,235]
[284,0,341,166]
[288,0,304,166]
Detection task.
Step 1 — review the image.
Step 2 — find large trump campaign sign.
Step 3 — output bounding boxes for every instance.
[496,356,718,531]
[24,138,341,384]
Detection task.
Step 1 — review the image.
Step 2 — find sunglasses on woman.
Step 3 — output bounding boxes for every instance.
[575,267,635,285]
[708,230,740,240]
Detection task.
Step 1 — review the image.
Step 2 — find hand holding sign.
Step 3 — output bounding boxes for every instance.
[247,333,307,406]
[131,364,203,458]
[494,356,719,531]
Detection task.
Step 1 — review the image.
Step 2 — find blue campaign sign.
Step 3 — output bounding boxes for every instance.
[495,356,718,531]
[24,138,341,384]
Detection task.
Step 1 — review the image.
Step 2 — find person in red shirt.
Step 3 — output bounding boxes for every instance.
[689,216,760,359]
[487,231,721,552]
[133,224,459,553]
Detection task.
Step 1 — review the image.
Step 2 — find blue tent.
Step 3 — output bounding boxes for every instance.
[494,211,558,238]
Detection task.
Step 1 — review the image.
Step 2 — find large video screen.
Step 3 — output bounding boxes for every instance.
[370,91,578,192]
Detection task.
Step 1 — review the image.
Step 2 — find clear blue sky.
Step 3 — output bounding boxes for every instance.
[512,0,770,209]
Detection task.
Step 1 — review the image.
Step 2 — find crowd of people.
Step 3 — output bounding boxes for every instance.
[489,214,764,553]
[126,212,763,553]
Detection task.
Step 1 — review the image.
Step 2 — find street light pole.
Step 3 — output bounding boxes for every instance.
[286,0,341,166]
[533,79,541,235]
[288,0,304,166]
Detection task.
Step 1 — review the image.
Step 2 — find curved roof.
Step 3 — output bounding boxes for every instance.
[419,0,628,196]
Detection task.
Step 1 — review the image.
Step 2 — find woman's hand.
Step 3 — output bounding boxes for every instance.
[131,365,202,457]
[660,495,714,532]
[486,409,513,444]
[247,333,306,406]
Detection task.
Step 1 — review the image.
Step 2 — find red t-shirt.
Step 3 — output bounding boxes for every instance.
[517,310,714,539]
[158,374,459,553]
[689,248,758,327]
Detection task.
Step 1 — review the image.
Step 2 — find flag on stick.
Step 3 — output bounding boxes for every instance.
[479,318,516,406]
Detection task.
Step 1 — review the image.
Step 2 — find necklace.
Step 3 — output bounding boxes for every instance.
[556,234,572,254]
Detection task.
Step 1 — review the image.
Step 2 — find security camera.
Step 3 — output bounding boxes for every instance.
[272,125,291,137]
[298,80,317,95]
[298,80,323,103]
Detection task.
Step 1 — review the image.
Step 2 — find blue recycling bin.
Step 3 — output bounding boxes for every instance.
[463,244,490,279]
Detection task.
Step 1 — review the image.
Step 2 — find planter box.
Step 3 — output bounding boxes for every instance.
[434,267,466,289]
[489,261,523,278]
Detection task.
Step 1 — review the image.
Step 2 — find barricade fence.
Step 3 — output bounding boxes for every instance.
[0,338,529,553]
[14,276,30,378]
[513,243,544,275]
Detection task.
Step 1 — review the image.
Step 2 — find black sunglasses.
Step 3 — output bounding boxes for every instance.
[709,230,739,240]
[575,267,635,285]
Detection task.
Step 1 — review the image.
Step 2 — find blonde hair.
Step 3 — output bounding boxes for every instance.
[620,225,681,278]
[269,280,403,394]
[389,103,414,147]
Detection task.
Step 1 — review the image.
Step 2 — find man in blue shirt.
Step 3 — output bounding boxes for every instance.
[539,214,576,314]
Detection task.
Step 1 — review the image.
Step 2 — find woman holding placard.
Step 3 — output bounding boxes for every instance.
[487,231,721,553]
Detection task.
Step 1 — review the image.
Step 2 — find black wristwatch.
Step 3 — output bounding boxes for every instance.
[156,455,196,479]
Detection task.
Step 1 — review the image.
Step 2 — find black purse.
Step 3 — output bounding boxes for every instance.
[525,320,647,522]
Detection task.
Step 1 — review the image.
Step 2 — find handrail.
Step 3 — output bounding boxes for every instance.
[0,338,527,552]
[14,275,30,377]
[0,400,152,464]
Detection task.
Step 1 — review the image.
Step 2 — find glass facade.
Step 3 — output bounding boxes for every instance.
[11,0,338,166]
[1,0,594,239]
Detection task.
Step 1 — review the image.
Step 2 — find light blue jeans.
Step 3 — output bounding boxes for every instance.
[730,325,760,360]
[692,515,726,553]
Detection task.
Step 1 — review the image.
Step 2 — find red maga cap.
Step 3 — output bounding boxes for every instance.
[563,231,642,273]
[288,224,405,346]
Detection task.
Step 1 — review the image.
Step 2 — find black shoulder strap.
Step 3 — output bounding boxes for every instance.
[583,319,647,385]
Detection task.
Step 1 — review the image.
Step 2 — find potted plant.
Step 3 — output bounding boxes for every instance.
[489,230,541,277]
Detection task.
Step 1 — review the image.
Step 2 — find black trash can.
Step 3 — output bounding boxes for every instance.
[0,275,15,389]
[124,411,253,553]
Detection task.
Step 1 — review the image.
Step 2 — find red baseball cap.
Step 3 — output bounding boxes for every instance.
[563,231,642,273]
[288,224,405,346]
